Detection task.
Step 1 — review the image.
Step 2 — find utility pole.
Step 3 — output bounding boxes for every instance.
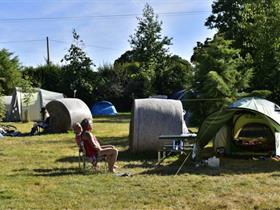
[46,36,50,65]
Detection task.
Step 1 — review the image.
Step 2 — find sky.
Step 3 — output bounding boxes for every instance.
[0,0,216,68]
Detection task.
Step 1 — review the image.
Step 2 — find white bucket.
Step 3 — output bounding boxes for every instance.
[208,156,220,168]
[275,132,280,156]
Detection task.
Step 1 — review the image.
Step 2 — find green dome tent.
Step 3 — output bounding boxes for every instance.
[195,97,280,156]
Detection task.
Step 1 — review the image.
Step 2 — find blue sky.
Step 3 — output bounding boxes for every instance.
[0,0,216,68]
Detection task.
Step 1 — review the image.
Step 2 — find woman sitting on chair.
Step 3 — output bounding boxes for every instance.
[80,118,118,173]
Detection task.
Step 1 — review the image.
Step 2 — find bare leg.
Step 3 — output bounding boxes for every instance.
[101,145,115,149]
[99,148,118,172]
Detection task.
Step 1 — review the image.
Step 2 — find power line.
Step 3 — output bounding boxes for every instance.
[0,11,210,22]
[50,39,118,50]
[0,38,118,51]
[0,39,44,44]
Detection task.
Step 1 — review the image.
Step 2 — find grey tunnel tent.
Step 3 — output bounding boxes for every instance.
[46,98,92,133]
[129,98,186,152]
[195,97,280,157]
[7,87,64,122]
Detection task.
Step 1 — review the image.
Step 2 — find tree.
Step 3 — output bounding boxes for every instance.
[129,4,172,64]
[205,0,248,45]
[0,49,22,95]
[154,55,194,95]
[205,0,280,104]
[0,49,34,121]
[61,29,95,104]
[114,50,135,65]
[0,89,6,121]
[18,75,35,122]
[22,64,62,92]
[128,4,172,97]
[191,34,253,122]
[239,1,280,103]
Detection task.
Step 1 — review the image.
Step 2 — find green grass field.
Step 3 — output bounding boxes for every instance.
[1,114,280,209]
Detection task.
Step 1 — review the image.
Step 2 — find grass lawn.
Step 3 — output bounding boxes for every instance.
[1,114,280,209]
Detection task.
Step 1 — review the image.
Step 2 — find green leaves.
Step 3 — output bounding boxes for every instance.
[0,49,22,95]
[191,34,253,120]
[60,29,95,104]
[206,0,280,104]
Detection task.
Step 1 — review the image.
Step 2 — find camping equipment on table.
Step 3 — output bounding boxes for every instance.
[157,133,197,164]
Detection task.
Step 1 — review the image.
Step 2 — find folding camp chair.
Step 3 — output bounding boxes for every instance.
[78,141,107,172]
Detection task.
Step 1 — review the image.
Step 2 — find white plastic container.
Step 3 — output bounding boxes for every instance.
[208,156,220,168]
[275,132,280,156]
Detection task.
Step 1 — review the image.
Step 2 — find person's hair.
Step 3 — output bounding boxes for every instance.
[81,130,91,141]
[80,118,91,130]
[73,122,82,133]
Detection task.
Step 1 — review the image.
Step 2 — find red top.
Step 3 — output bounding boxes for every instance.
[82,133,99,158]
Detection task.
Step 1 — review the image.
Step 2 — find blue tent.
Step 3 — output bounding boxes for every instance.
[168,89,186,100]
[91,101,118,116]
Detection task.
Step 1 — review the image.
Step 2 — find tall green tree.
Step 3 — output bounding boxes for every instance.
[154,55,194,95]
[61,29,95,104]
[22,64,62,92]
[239,1,280,103]
[191,34,253,122]
[0,49,36,121]
[0,89,6,121]
[128,4,172,97]
[0,49,22,95]
[206,0,280,104]
[129,4,172,64]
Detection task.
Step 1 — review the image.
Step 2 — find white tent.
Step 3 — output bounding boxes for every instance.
[7,87,64,122]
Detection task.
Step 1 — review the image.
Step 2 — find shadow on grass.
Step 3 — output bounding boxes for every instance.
[117,149,157,169]
[93,120,130,124]
[98,136,128,147]
[93,114,131,124]
[0,191,12,200]
[32,167,90,176]
[54,146,280,176]
[56,156,80,163]
[56,148,157,164]
[140,154,280,176]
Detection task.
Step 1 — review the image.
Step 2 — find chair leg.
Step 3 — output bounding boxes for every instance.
[83,155,86,170]
[78,151,81,169]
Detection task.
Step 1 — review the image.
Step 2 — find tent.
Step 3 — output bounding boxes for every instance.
[196,97,280,156]
[168,89,197,124]
[7,87,64,122]
[129,98,185,152]
[169,89,186,100]
[91,101,117,116]
[46,98,92,133]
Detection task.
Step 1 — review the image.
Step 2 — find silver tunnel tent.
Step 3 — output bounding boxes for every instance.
[129,98,186,152]
[46,98,92,133]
